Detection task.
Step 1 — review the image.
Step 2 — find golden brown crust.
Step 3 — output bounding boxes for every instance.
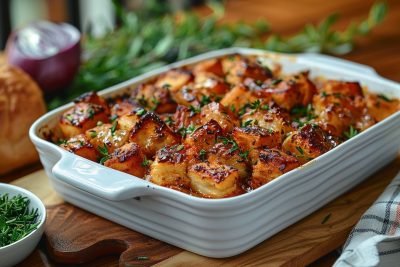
[250,149,300,189]
[0,64,46,175]
[104,142,146,177]
[57,54,399,198]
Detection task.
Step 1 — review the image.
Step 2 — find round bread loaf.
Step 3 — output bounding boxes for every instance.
[0,64,46,175]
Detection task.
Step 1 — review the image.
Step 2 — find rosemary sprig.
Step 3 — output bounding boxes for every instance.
[0,194,40,247]
[47,1,387,109]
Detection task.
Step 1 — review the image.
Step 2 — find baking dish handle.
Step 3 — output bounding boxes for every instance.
[297,53,378,76]
[52,153,154,201]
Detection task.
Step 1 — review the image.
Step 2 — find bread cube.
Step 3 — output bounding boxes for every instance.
[149,144,190,188]
[200,102,238,132]
[188,162,239,198]
[60,134,98,161]
[130,112,180,157]
[85,123,129,154]
[155,69,193,93]
[250,149,300,189]
[104,142,146,177]
[60,103,109,139]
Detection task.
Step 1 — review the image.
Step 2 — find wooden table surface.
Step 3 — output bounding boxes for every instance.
[2,0,400,266]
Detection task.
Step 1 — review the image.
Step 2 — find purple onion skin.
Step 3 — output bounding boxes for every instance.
[6,23,81,94]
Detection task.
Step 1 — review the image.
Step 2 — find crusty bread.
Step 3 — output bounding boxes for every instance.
[0,64,46,175]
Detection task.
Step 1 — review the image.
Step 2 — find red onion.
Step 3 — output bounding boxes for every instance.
[6,21,81,93]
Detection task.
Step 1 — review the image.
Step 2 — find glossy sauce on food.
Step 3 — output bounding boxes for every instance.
[58,54,399,198]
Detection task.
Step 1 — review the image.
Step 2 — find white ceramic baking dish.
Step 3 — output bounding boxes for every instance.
[30,48,400,258]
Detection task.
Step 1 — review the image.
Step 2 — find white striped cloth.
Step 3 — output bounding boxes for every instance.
[334,171,400,267]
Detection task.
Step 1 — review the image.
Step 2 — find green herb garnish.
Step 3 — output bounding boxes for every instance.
[321,213,332,224]
[164,116,174,126]
[89,130,97,138]
[0,194,40,247]
[110,120,118,136]
[218,136,239,153]
[296,146,305,155]
[199,149,207,161]
[98,144,110,164]
[378,94,392,102]
[136,108,146,117]
[344,126,358,139]
[200,95,211,106]
[141,156,151,167]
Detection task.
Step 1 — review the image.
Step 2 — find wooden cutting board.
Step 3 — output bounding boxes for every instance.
[10,157,399,266]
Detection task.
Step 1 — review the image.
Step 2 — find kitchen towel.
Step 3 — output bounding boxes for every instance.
[334,171,400,267]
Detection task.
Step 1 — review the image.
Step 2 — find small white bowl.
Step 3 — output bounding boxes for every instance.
[0,183,46,267]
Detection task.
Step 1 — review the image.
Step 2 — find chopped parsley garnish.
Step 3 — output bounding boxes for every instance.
[164,116,174,126]
[239,150,250,161]
[151,97,160,111]
[57,138,67,145]
[136,108,146,116]
[296,146,304,155]
[332,92,342,99]
[110,114,118,122]
[261,104,270,110]
[0,194,40,247]
[200,95,211,106]
[199,149,207,161]
[378,94,392,102]
[136,256,149,261]
[188,105,201,114]
[89,130,97,138]
[98,144,110,165]
[241,119,253,127]
[87,107,95,119]
[321,213,331,224]
[141,156,150,167]
[178,124,196,138]
[176,144,185,151]
[343,126,358,139]
[321,91,328,98]
[66,114,74,122]
[110,120,118,136]
[218,136,239,153]
[271,79,282,86]
[249,99,261,110]
[230,104,236,113]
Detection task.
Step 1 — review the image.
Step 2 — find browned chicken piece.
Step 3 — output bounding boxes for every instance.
[131,83,177,113]
[60,102,110,139]
[250,149,300,189]
[313,81,368,136]
[149,144,190,190]
[194,72,230,97]
[232,126,281,163]
[85,123,129,154]
[208,142,249,180]
[104,142,147,177]
[221,54,272,85]
[365,93,399,122]
[130,112,180,157]
[188,162,239,198]
[261,72,317,110]
[220,84,258,112]
[60,134,98,161]
[154,69,194,93]
[74,91,110,115]
[173,105,202,130]
[282,124,336,164]
[192,58,224,77]
[110,99,141,118]
[200,102,239,133]
[241,103,293,139]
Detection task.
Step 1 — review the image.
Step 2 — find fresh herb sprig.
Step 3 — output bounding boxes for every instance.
[0,194,40,247]
[48,1,387,109]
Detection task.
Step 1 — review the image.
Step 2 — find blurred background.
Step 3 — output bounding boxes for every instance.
[0,0,208,49]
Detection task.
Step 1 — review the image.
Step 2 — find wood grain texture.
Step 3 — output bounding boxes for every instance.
[4,0,400,266]
[9,157,400,266]
[44,204,182,266]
